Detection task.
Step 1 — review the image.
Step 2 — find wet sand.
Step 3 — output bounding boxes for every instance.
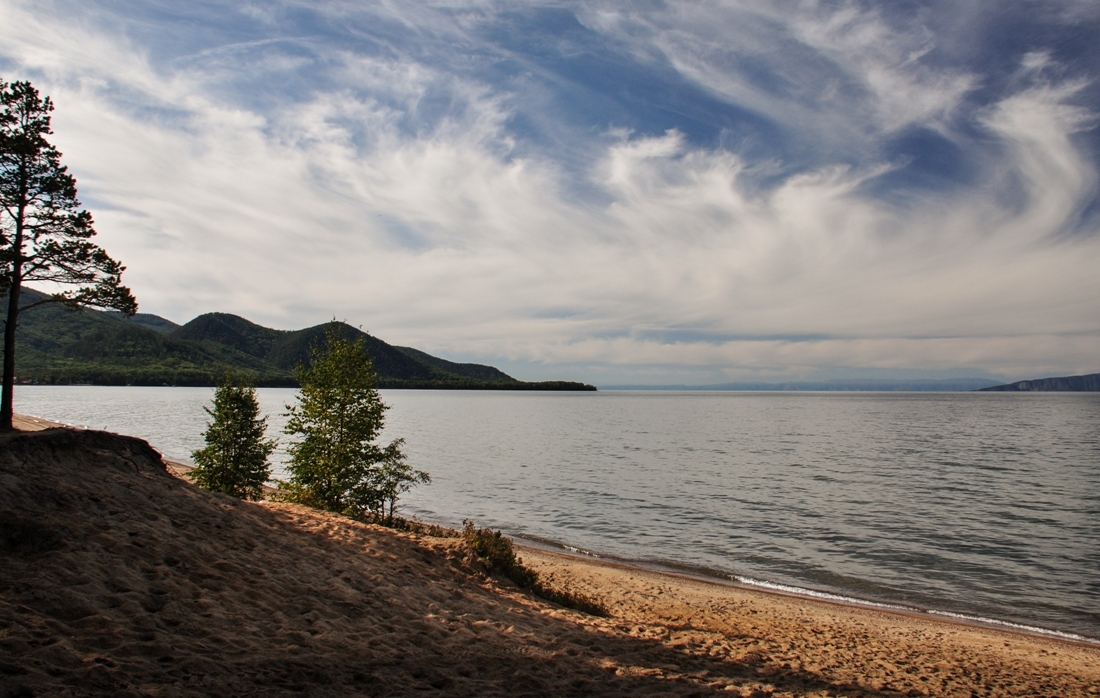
[2,416,1098,696]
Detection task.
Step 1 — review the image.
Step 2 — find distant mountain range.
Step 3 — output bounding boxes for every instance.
[6,289,594,390]
[601,378,1005,391]
[603,373,1100,392]
[979,372,1100,392]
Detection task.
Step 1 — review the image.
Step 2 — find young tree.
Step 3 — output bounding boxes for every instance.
[376,440,430,521]
[0,80,136,430]
[280,324,427,520]
[191,376,277,501]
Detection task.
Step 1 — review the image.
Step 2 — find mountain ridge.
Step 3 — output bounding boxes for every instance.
[5,288,595,390]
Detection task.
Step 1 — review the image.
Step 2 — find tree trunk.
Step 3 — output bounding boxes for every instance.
[1,270,20,431]
[1,208,23,431]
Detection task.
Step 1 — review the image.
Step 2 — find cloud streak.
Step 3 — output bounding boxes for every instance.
[1,0,1097,383]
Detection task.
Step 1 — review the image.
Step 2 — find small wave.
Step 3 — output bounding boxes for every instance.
[732,576,914,612]
[563,545,600,557]
[927,610,1099,645]
[514,534,600,558]
[731,575,1099,645]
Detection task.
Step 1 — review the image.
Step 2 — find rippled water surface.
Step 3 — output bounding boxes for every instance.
[15,387,1100,639]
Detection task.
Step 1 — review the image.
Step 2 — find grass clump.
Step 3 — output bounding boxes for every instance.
[463,521,607,617]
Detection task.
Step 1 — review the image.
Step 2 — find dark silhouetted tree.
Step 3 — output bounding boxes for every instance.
[191,376,277,500]
[0,79,136,430]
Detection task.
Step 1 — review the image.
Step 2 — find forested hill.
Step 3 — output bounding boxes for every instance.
[6,288,595,390]
[979,372,1100,392]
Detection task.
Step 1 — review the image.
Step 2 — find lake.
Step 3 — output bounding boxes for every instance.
[13,386,1100,641]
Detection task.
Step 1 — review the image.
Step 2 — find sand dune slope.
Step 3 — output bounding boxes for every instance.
[1,426,1098,697]
[0,428,691,697]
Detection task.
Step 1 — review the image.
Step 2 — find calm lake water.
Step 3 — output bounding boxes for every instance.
[14,386,1100,641]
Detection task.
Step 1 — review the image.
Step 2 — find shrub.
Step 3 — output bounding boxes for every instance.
[463,521,539,587]
[463,521,607,616]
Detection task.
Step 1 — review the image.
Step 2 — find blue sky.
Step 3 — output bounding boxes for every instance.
[2,0,1098,384]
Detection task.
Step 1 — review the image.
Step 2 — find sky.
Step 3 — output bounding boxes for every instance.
[1,0,1098,385]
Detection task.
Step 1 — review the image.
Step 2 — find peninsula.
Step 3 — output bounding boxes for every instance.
[980,372,1100,392]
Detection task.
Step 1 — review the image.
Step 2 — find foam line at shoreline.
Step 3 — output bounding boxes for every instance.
[512,533,1100,647]
[731,575,1099,646]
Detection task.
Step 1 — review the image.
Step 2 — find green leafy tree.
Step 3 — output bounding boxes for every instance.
[377,442,430,521]
[191,376,276,500]
[0,79,136,430]
[281,324,427,519]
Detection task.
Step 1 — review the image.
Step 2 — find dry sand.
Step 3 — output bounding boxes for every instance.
[2,417,1098,697]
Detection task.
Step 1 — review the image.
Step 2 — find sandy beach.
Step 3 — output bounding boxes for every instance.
[520,547,1100,696]
[2,417,1098,697]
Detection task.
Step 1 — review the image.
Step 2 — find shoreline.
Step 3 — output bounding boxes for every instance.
[421,524,1100,647]
[513,539,1100,650]
[514,544,1100,695]
[13,413,1100,651]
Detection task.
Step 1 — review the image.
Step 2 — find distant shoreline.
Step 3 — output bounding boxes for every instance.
[978,372,1100,392]
[15,379,597,391]
[600,380,1000,391]
[601,374,1100,391]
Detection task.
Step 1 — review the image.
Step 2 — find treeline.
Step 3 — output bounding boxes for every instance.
[377,379,596,391]
[22,366,298,388]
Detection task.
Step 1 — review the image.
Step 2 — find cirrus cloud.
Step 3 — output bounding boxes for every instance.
[1,0,1097,384]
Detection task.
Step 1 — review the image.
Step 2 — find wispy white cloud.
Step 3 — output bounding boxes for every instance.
[575,0,978,164]
[1,0,1097,383]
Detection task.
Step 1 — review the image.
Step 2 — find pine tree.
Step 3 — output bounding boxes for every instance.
[191,376,276,501]
[0,79,135,430]
[280,324,427,519]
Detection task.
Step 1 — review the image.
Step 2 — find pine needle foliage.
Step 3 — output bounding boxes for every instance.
[0,79,135,430]
[280,325,427,520]
[190,376,276,500]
